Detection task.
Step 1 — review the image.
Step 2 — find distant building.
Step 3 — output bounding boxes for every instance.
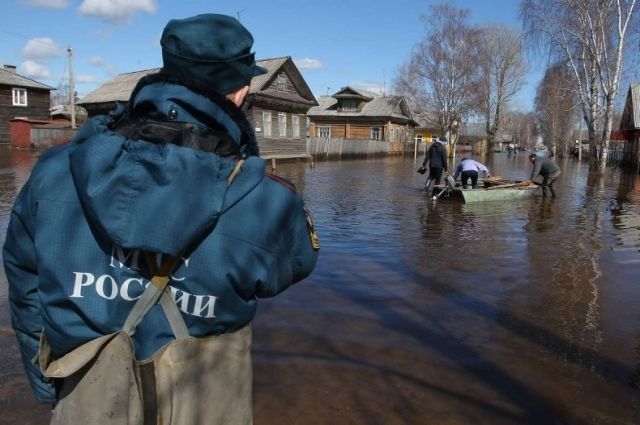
[306,86,418,154]
[78,56,317,159]
[0,64,53,142]
[413,120,442,147]
[49,104,88,125]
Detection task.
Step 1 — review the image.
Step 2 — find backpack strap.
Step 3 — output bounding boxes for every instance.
[122,253,189,339]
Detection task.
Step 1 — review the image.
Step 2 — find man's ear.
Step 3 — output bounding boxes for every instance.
[228,85,250,107]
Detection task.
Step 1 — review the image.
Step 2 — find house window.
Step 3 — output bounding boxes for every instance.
[292,115,300,138]
[275,74,287,92]
[12,88,27,106]
[318,126,331,138]
[263,112,272,137]
[341,99,356,111]
[371,127,381,140]
[278,112,287,137]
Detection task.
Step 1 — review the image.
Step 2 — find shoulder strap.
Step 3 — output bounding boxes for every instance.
[122,253,189,339]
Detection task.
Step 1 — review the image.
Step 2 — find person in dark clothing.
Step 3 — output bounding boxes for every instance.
[528,153,561,197]
[422,136,448,192]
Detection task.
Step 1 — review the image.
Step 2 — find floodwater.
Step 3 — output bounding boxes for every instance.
[1,145,639,425]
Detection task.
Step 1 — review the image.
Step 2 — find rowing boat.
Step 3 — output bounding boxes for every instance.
[434,177,538,203]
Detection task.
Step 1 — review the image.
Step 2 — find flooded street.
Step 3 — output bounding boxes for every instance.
[1,146,639,424]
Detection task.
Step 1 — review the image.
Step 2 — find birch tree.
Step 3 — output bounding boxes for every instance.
[521,0,638,173]
[507,110,539,149]
[534,63,580,157]
[475,25,528,152]
[394,3,479,156]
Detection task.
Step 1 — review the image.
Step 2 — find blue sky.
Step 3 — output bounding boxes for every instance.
[0,0,542,110]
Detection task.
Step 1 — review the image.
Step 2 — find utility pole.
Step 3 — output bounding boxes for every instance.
[67,46,76,129]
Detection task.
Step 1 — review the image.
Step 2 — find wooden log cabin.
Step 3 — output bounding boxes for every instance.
[307,86,418,153]
[0,64,53,143]
[77,57,318,164]
[620,83,640,172]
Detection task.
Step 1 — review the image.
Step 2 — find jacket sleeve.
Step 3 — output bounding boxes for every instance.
[441,148,448,172]
[256,195,318,298]
[475,161,489,174]
[2,180,56,404]
[453,163,462,180]
[530,159,541,180]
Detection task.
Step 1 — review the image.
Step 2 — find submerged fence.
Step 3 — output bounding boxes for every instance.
[308,137,400,159]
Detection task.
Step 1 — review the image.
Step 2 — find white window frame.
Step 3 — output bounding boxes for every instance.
[318,126,331,138]
[342,99,356,111]
[278,112,287,138]
[275,74,288,92]
[12,88,27,106]
[292,115,300,138]
[371,126,381,140]
[263,112,272,137]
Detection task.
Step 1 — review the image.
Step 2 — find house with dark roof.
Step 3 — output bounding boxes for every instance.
[619,83,640,170]
[78,56,318,160]
[0,64,53,142]
[306,86,418,153]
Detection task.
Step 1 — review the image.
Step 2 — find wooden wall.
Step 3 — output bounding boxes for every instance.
[250,105,307,157]
[262,71,298,98]
[0,86,50,142]
[308,121,416,142]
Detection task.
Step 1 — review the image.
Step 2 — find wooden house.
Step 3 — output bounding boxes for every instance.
[78,56,317,160]
[307,86,418,153]
[0,64,53,142]
[619,83,640,171]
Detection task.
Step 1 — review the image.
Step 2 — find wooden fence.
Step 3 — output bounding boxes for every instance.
[308,137,411,158]
[31,127,77,148]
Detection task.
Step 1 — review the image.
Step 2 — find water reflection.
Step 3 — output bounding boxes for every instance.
[1,149,639,424]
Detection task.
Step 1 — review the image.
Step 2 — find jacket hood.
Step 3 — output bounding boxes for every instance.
[68,87,265,257]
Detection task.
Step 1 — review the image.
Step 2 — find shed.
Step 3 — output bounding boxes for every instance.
[0,64,53,142]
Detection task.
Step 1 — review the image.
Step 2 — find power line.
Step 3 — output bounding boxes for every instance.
[0,27,61,46]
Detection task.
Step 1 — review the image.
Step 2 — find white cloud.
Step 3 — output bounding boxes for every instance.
[351,80,385,95]
[89,56,105,67]
[20,60,52,79]
[21,37,62,61]
[76,74,100,84]
[293,58,324,70]
[79,0,157,24]
[21,0,69,9]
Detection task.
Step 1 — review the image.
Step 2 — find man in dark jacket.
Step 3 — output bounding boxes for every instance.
[3,14,318,423]
[422,136,448,192]
[528,153,561,197]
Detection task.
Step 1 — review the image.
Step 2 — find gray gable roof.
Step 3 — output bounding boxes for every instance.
[0,68,53,90]
[78,68,158,105]
[308,86,415,123]
[620,83,640,130]
[333,86,378,100]
[78,56,316,107]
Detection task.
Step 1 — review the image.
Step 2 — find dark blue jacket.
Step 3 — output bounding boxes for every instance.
[3,75,318,403]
